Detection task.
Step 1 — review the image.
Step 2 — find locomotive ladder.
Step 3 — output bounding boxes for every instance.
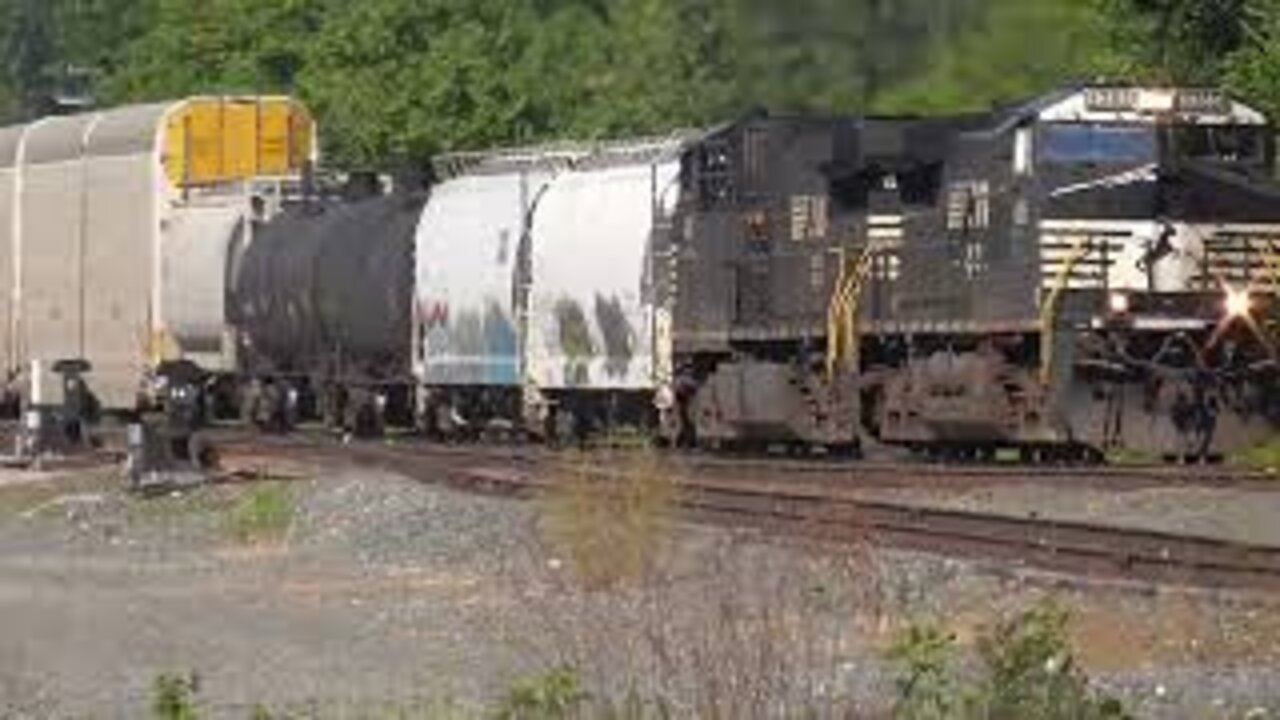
[1039,238,1097,386]
[826,243,877,379]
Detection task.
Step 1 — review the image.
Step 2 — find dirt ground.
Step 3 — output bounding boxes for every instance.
[0,461,1278,718]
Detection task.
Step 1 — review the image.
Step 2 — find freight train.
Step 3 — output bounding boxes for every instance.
[4,85,1279,462]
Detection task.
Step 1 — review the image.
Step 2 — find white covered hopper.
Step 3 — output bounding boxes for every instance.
[526,139,686,393]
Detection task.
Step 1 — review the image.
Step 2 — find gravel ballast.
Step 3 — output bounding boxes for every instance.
[0,463,1276,718]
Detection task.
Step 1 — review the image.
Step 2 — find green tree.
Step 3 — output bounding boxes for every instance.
[1225,0,1280,119]
[1098,0,1250,83]
[2,0,59,118]
[28,0,1280,168]
[103,0,324,101]
[876,0,1113,114]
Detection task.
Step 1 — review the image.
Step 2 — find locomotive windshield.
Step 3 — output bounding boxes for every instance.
[1040,122,1271,167]
[1040,124,1157,165]
[1164,124,1269,164]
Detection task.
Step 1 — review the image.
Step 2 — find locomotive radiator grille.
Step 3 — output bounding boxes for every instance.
[1194,231,1280,292]
[1039,232,1127,290]
[866,215,903,282]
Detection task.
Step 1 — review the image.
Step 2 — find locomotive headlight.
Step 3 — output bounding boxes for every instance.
[1225,286,1253,318]
[1108,292,1130,315]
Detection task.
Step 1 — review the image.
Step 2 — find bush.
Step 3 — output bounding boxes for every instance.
[890,601,1131,720]
[151,672,199,720]
[496,667,588,720]
[538,449,675,591]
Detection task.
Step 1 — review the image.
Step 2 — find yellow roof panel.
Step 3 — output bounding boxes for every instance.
[163,97,315,187]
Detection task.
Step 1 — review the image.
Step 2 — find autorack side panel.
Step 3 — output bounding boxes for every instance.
[527,146,683,391]
[82,104,172,407]
[0,125,20,377]
[415,167,554,387]
[18,114,98,378]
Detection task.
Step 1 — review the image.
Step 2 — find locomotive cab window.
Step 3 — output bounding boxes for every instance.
[693,140,734,207]
[1039,123,1157,165]
[1163,125,1271,166]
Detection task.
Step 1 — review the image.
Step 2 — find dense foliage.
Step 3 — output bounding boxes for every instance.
[0,0,1275,167]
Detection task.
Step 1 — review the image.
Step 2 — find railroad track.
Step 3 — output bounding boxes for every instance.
[209,426,1280,492]
[213,434,1280,592]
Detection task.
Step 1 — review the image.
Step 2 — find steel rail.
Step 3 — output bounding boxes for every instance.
[214,436,1280,592]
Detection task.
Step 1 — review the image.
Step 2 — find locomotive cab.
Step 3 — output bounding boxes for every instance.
[1009,86,1280,458]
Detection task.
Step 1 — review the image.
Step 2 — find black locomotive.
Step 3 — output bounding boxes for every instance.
[666,86,1280,461]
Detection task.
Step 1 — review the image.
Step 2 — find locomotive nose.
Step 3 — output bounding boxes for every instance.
[1151,159,1280,225]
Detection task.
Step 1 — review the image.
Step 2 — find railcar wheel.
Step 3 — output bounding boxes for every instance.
[545,406,582,449]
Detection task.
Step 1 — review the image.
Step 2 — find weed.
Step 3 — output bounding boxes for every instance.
[887,623,959,720]
[538,449,675,590]
[889,600,1131,720]
[1235,436,1280,473]
[151,672,200,720]
[1105,447,1159,467]
[506,523,876,718]
[226,483,295,545]
[496,666,588,720]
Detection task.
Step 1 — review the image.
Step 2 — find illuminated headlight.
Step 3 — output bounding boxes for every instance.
[1225,287,1253,318]
[1108,292,1130,315]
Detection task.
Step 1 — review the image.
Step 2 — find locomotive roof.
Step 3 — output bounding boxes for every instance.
[980,84,1270,132]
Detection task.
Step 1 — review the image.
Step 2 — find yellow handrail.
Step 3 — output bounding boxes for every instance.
[826,243,877,379]
[1039,238,1095,387]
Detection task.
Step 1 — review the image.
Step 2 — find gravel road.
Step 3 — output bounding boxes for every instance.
[0,462,1277,718]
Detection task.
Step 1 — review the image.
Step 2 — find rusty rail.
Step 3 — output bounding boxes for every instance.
[213,435,1280,592]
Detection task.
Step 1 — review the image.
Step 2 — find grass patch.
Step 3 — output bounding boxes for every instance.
[1234,436,1280,473]
[1105,447,1160,467]
[225,483,295,545]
